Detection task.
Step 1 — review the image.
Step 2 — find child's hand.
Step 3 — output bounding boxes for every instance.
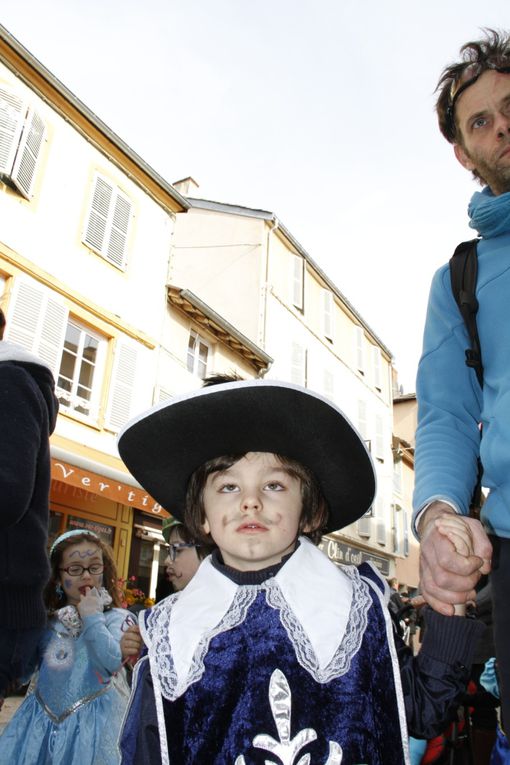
[434,516,474,557]
[121,624,143,662]
[77,586,104,618]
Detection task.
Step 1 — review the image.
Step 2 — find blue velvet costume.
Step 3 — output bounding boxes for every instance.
[120,540,481,765]
[0,607,134,765]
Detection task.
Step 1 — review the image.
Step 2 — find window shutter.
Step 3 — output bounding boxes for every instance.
[0,86,25,175]
[376,497,386,545]
[290,342,306,386]
[83,175,131,270]
[6,279,68,375]
[292,255,304,310]
[323,369,335,401]
[355,326,364,373]
[106,339,138,431]
[357,399,368,440]
[357,514,372,538]
[11,108,46,199]
[323,289,333,340]
[372,346,382,391]
[403,510,409,557]
[375,413,384,461]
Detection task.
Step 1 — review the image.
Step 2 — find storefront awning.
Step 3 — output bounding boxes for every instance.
[50,450,170,518]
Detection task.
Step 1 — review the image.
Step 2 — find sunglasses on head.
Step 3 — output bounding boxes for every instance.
[445,56,510,139]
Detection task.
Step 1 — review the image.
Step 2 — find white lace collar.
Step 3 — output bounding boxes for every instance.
[144,538,359,693]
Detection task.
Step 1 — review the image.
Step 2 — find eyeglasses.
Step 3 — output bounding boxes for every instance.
[166,543,200,562]
[446,56,510,138]
[59,564,104,577]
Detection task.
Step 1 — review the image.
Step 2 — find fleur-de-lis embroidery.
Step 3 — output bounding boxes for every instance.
[235,669,343,765]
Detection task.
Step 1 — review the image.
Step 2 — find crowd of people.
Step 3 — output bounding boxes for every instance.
[1,25,510,765]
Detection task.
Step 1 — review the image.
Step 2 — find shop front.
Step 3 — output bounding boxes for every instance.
[49,449,170,585]
[319,536,391,578]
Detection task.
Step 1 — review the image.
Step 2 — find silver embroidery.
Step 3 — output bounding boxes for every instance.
[236,669,343,765]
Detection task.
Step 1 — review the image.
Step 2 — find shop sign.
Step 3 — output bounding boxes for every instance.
[51,458,170,517]
[320,538,390,576]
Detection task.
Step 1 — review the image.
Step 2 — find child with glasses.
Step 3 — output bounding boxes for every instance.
[117,379,484,765]
[0,529,135,765]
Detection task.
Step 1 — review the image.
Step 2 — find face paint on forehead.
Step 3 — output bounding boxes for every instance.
[68,547,101,559]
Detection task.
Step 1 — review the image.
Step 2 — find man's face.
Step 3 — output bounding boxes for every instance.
[201,451,303,572]
[454,69,510,195]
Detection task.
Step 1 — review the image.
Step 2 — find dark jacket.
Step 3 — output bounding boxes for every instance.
[0,341,58,629]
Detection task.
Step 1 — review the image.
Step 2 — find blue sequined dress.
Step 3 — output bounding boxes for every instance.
[0,607,134,765]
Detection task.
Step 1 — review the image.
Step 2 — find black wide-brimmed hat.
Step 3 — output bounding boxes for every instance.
[117,380,375,532]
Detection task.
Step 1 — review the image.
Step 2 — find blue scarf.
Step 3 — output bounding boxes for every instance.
[469,186,510,238]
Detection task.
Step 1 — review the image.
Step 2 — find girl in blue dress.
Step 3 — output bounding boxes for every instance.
[0,529,135,764]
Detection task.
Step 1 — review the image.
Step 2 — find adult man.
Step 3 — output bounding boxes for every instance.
[0,307,58,702]
[413,29,510,730]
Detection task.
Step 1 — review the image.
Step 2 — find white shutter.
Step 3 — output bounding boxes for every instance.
[372,346,382,391]
[83,175,113,254]
[290,341,306,386]
[355,326,364,373]
[5,279,68,375]
[357,515,372,538]
[83,175,131,270]
[376,496,386,545]
[323,369,335,401]
[107,192,131,267]
[292,255,304,310]
[357,399,368,440]
[0,86,25,175]
[11,108,46,199]
[106,339,138,431]
[375,413,384,460]
[323,289,333,340]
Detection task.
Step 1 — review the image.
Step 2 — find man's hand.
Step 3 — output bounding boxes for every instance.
[418,502,492,615]
[120,624,143,663]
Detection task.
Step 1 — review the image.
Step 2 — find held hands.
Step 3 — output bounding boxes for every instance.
[418,502,492,616]
[77,586,104,618]
[120,624,144,663]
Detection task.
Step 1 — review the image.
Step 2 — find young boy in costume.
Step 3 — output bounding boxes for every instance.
[117,379,482,765]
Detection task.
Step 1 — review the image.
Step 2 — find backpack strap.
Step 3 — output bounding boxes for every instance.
[449,238,484,514]
[449,238,484,388]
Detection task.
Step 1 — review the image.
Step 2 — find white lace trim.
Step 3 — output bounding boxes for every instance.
[265,565,371,684]
[145,565,371,700]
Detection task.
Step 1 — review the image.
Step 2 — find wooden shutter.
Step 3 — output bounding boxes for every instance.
[290,341,306,386]
[83,175,131,269]
[6,279,68,375]
[11,108,46,199]
[372,346,382,391]
[292,255,304,310]
[355,326,364,373]
[323,289,333,340]
[105,339,138,431]
[0,86,25,175]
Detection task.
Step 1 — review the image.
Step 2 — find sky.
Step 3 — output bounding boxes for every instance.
[1,0,508,391]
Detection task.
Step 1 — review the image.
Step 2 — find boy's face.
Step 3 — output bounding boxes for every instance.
[201,452,303,571]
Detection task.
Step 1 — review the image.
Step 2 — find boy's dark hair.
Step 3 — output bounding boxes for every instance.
[436,28,510,148]
[184,453,329,546]
[0,307,6,340]
[167,521,215,561]
[44,531,122,614]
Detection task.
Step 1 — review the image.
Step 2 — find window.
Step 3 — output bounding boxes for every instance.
[372,346,382,391]
[83,174,132,270]
[393,457,403,494]
[355,326,364,374]
[5,277,143,432]
[292,255,304,310]
[290,341,307,386]
[357,509,372,538]
[403,509,410,557]
[376,497,386,546]
[374,413,384,462]
[56,320,107,420]
[322,289,334,341]
[357,400,369,449]
[0,85,46,199]
[187,330,209,379]
[323,369,335,401]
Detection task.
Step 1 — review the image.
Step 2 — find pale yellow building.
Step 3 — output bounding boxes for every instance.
[0,26,269,596]
[171,181,400,578]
